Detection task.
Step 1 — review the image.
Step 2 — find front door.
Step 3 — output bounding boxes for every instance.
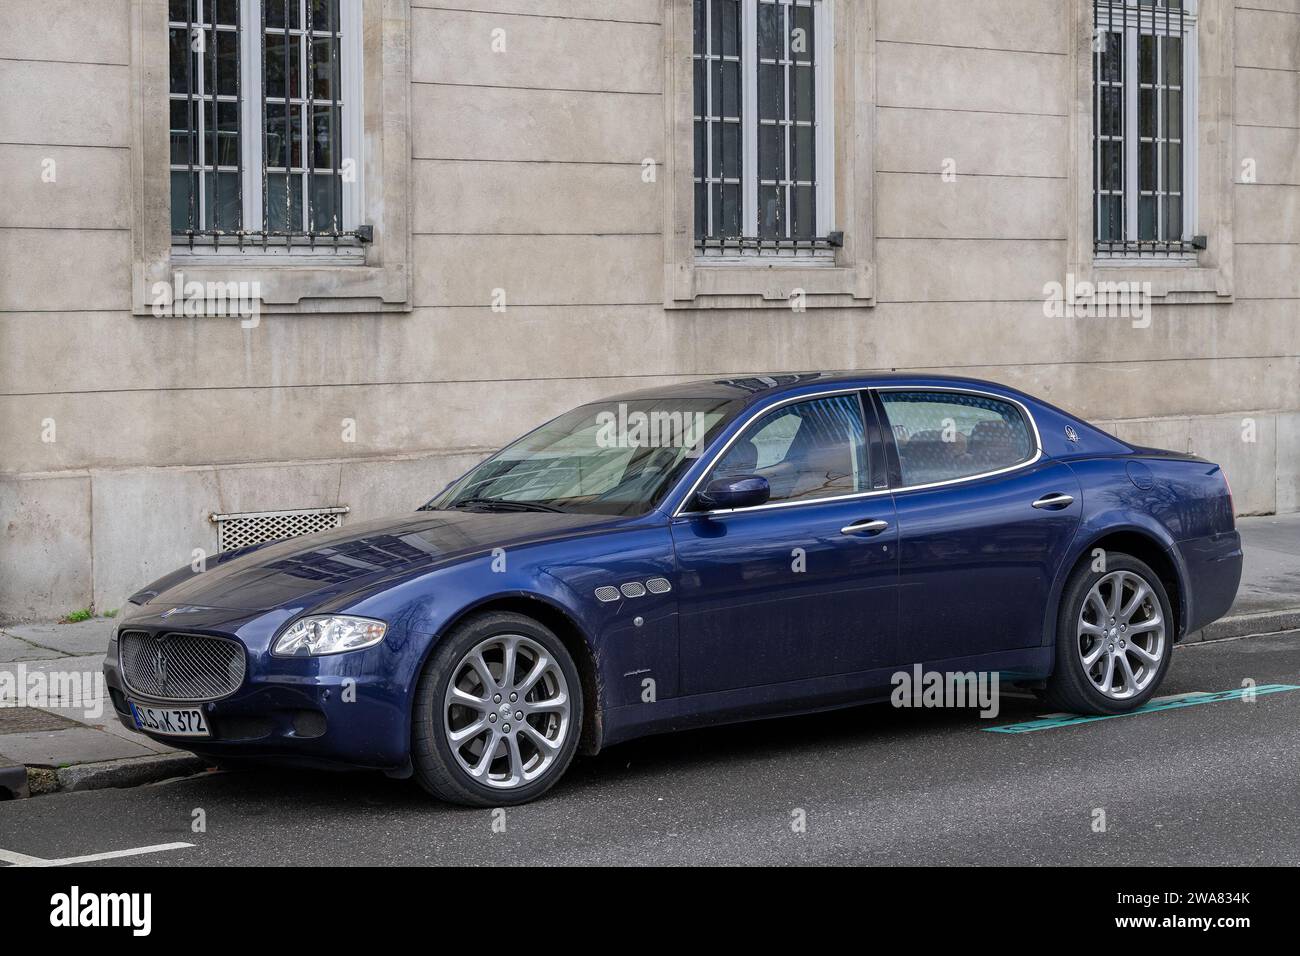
[672,392,899,696]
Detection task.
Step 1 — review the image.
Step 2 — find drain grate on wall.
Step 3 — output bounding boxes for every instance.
[210,506,349,552]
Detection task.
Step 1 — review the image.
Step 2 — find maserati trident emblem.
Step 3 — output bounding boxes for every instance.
[152,638,168,689]
[1065,425,1080,444]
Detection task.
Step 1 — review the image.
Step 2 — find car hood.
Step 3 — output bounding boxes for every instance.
[130,509,628,613]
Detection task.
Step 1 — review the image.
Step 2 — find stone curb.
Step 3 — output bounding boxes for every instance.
[1184,607,1300,644]
[52,754,208,794]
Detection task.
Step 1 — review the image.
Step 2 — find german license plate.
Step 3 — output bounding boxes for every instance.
[128,700,211,738]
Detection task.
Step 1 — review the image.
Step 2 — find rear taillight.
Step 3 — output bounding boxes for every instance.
[1222,469,1234,518]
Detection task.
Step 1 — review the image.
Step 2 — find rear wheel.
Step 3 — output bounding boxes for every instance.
[1043,553,1173,715]
[411,612,583,806]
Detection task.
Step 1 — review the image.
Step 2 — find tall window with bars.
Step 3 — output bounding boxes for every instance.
[1093,0,1198,257]
[168,0,363,250]
[693,0,834,257]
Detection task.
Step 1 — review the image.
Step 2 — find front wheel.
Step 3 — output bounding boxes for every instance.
[1043,553,1174,715]
[411,612,583,806]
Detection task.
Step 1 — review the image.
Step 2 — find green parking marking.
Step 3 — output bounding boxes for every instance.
[984,685,1300,734]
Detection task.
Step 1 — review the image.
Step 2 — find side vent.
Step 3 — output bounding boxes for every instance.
[210,506,349,552]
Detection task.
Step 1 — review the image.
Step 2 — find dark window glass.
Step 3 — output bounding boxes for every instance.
[712,394,869,505]
[759,124,784,181]
[758,184,783,237]
[1100,31,1122,82]
[792,125,815,182]
[1100,140,1122,191]
[881,392,1035,487]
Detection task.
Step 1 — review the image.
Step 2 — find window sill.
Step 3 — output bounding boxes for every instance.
[135,259,411,316]
[692,253,838,268]
[1093,255,1199,268]
[665,258,874,310]
[1084,256,1231,301]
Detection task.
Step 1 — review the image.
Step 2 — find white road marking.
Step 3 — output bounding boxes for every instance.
[0,847,45,866]
[0,842,193,867]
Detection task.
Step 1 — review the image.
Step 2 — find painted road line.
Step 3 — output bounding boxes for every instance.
[984,685,1300,734]
[0,842,193,867]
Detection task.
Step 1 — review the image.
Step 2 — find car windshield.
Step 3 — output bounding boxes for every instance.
[425,398,744,516]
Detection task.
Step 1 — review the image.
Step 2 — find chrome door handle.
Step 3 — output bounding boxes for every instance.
[841,519,889,536]
[1032,493,1075,510]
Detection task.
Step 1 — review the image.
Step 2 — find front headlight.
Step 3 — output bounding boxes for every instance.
[272,616,387,658]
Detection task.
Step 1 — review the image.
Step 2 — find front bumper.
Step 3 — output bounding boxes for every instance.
[103,610,425,770]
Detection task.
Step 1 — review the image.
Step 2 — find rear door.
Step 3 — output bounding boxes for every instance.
[874,388,1082,664]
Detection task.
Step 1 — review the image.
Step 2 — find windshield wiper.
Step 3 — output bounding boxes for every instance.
[447,497,567,514]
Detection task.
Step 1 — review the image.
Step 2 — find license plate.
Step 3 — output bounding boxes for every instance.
[128,700,211,738]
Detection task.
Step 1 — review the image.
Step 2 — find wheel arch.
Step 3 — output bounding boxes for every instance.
[414,592,605,757]
[1052,527,1188,642]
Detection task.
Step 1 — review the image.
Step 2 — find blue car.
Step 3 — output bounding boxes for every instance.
[104,374,1242,805]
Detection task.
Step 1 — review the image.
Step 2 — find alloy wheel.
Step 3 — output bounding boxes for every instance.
[1077,569,1166,700]
[442,634,571,790]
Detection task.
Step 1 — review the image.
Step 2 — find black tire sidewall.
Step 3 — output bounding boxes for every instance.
[1052,553,1175,715]
[412,612,584,806]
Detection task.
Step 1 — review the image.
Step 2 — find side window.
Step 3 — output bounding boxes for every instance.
[712,394,868,505]
[879,391,1035,487]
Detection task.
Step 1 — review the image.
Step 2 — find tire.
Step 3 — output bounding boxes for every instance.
[1043,552,1175,715]
[411,611,584,806]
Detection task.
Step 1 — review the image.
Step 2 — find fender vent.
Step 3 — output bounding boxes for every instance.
[210,507,349,552]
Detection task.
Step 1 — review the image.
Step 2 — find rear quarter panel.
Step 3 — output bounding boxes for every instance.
[1058,454,1240,639]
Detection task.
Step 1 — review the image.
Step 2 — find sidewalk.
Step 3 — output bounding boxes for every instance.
[0,618,204,797]
[2,512,1298,797]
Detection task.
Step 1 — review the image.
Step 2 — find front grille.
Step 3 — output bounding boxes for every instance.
[119,631,246,702]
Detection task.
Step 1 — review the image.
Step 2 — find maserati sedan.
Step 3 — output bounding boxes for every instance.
[104,373,1243,805]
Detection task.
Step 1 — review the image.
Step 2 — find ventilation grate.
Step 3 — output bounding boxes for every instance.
[210,507,349,552]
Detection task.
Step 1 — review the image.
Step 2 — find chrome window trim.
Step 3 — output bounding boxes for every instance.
[671,384,1044,519]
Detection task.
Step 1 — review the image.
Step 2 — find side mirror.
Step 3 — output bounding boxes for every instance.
[695,475,770,511]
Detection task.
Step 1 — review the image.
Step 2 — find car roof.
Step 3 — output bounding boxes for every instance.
[601,371,1021,406]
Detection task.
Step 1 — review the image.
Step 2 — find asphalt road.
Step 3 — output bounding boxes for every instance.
[2,631,1299,866]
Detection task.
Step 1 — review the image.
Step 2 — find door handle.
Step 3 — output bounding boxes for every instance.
[841,519,889,536]
[1031,493,1075,510]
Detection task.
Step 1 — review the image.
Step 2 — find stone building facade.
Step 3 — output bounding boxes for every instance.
[0,0,1296,621]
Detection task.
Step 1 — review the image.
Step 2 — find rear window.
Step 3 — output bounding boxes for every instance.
[879,391,1035,487]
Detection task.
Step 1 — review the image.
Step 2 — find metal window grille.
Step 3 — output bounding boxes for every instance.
[210,506,349,551]
[693,0,835,256]
[169,0,367,250]
[1093,0,1201,257]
